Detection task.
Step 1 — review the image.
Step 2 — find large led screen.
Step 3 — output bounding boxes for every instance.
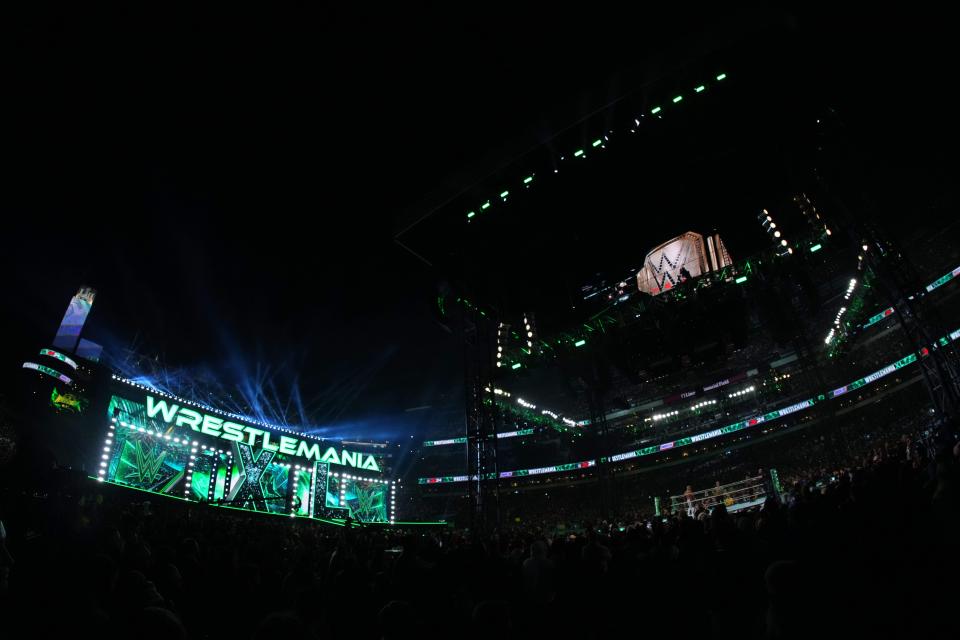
[99,387,394,524]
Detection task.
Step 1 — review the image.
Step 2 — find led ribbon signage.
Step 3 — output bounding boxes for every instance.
[419,328,960,484]
[22,362,72,385]
[862,264,960,329]
[40,348,78,369]
[423,429,535,447]
[420,460,596,484]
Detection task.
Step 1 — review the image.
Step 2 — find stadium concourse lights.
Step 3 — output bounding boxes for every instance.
[834,306,848,327]
[728,385,756,398]
[759,208,789,253]
[844,278,858,301]
[824,278,866,344]
[485,386,588,430]
[484,386,511,398]
[652,410,679,421]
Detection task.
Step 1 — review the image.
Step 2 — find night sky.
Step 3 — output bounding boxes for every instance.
[5,8,959,439]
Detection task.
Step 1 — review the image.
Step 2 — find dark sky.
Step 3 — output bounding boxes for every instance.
[5,7,959,438]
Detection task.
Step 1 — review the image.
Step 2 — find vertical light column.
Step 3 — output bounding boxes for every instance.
[308,462,317,518]
[291,465,303,517]
[206,455,217,503]
[97,417,118,482]
[183,440,198,499]
[390,481,397,524]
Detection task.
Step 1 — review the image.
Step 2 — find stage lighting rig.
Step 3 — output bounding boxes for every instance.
[794,192,833,238]
[496,322,509,368]
[759,208,791,255]
[523,313,540,352]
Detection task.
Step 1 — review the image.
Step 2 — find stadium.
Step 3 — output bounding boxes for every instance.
[18,293,406,525]
[4,8,960,640]
[410,206,960,527]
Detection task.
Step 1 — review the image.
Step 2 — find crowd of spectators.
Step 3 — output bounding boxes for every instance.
[2,398,957,639]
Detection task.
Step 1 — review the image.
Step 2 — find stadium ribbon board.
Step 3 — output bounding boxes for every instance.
[419,331,960,484]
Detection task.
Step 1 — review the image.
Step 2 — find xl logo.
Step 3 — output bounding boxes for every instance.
[227,443,275,511]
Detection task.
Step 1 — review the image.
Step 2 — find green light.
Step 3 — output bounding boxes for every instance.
[523,175,533,184]
[592,139,602,147]
[672,95,683,103]
[574,149,584,157]
[694,85,705,93]
[926,272,954,292]
[481,201,491,210]
[735,276,748,284]
[511,362,522,370]
[23,362,70,384]
[40,349,77,368]
[810,243,822,252]
[574,339,586,347]
[863,307,894,329]
[651,106,662,115]
[716,73,727,81]
[467,211,475,219]
[500,190,509,199]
